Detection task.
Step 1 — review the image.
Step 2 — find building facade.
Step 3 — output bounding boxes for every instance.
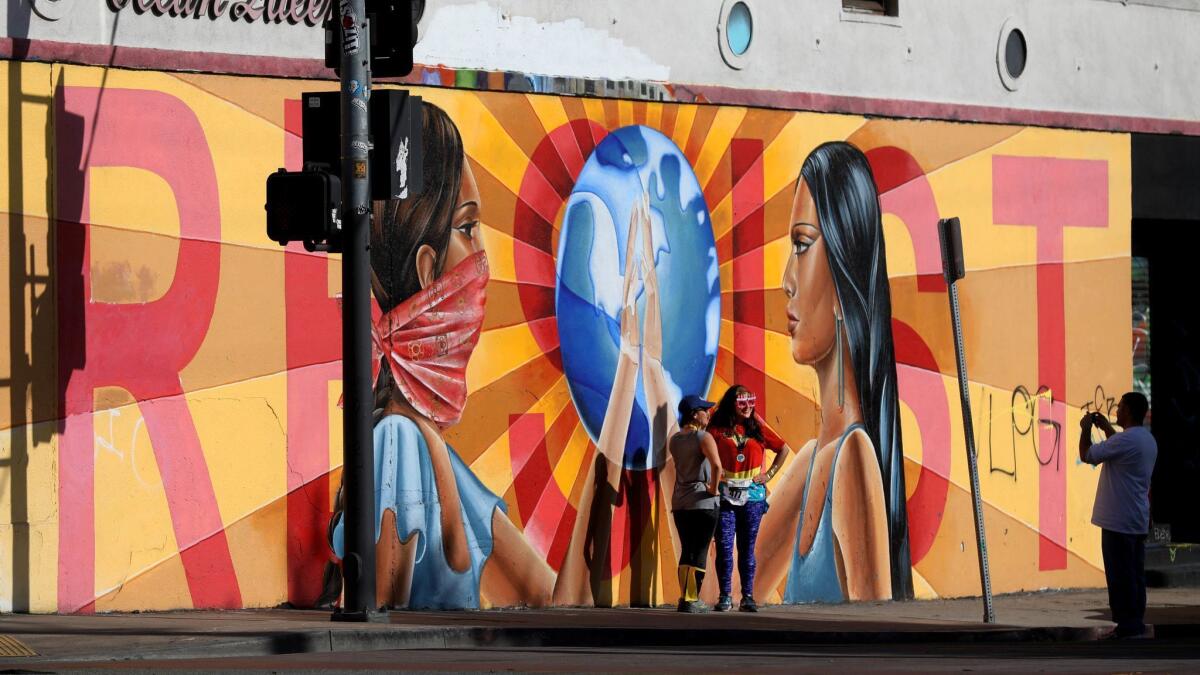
[2,0,1197,613]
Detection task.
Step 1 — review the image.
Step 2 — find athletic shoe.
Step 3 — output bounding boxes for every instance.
[677,598,710,613]
[714,595,733,612]
[739,595,758,612]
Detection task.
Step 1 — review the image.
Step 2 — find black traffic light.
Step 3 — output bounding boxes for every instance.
[325,0,420,77]
[300,89,424,200]
[370,89,424,199]
[263,90,422,252]
[265,169,341,251]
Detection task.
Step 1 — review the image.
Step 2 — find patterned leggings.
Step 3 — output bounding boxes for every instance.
[715,499,769,598]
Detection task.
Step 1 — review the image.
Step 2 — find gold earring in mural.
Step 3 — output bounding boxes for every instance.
[835,313,845,410]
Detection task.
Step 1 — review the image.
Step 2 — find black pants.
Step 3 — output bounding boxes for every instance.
[673,507,719,568]
[1101,529,1147,636]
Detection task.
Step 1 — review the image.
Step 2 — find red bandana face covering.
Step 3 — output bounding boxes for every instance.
[371,250,489,428]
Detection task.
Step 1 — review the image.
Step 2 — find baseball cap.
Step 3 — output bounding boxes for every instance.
[678,394,715,418]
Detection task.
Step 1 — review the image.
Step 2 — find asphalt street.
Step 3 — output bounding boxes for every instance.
[16,639,1200,674]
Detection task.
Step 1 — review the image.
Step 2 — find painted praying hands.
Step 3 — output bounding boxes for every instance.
[553,194,676,605]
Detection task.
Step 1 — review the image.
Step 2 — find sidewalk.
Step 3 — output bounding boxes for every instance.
[1,587,1198,666]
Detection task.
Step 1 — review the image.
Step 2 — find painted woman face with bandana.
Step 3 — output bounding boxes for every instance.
[325,103,554,612]
[369,103,490,427]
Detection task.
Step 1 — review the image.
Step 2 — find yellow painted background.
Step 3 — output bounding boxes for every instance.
[0,61,1130,612]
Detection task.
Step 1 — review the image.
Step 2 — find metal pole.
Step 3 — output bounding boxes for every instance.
[334,0,381,622]
[947,282,994,623]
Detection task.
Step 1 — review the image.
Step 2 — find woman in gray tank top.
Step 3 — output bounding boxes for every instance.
[669,394,723,612]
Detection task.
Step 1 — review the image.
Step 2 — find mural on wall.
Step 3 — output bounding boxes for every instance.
[0,61,1132,613]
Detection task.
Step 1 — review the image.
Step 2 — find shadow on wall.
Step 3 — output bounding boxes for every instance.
[2,2,111,613]
[2,2,55,614]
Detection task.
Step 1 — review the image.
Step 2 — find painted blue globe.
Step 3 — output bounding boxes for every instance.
[555,126,720,471]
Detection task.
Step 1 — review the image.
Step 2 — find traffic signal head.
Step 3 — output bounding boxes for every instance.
[368,0,416,78]
[326,0,420,78]
[265,169,342,251]
[300,90,423,201]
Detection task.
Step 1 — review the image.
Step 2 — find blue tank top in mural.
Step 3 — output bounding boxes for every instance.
[782,423,865,604]
[332,414,504,609]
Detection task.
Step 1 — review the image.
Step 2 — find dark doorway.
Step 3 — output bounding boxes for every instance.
[1132,133,1200,543]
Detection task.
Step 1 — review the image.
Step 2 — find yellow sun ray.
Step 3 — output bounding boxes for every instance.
[692,106,749,188]
[418,89,529,195]
[469,375,573,496]
[645,102,663,131]
[525,93,571,135]
[468,323,551,395]
[582,98,609,132]
[670,105,698,153]
[618,99,635,128]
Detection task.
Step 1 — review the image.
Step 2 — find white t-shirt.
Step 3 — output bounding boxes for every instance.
[1085,426,1158,535]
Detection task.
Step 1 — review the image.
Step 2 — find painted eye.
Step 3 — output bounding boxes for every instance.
[455,220,480,239]
[792,239,811,256]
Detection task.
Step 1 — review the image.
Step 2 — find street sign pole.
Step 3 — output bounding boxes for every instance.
[333,0,382,622]
[939,217,996,624]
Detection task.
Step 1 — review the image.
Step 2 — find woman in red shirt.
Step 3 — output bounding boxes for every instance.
[707,385,791,611]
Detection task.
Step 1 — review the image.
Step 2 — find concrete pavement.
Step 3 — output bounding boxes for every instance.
[1,587,1198,667]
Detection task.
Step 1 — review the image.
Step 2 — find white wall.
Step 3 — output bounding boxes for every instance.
[8,0,1200,124]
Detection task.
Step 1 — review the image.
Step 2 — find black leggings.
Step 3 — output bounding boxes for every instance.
[673,507,719,568]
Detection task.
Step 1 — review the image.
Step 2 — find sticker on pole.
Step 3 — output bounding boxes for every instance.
[339,0,360,55]
[394,138,410,199]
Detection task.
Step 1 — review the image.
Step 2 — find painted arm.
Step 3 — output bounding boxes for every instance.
[413,416,472,573]
[552,202,644,605]
[636,195,678,460]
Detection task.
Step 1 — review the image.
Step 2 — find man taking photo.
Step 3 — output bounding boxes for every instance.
[1079,392,1157,639]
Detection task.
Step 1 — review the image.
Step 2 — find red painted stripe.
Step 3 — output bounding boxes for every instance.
[688,83,1200,136]
[284,363,339,606]
[281,97,343,606]
[896,360,952,567]
[546,121,586,182]
[511,237,559,288]
[5,37,1199,135]
[56,86,241,611]
[730,139,767,413]
[867,146,947,293]
[525,316,561,353]
[1,37,334,80]
[509,413,572,559]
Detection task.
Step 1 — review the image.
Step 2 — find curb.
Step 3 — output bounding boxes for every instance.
[11,623,1145,664]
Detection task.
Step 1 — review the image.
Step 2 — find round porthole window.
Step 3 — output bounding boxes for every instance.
[728,3,752,55]
[719,0,756,69]
[997,18,1027,90]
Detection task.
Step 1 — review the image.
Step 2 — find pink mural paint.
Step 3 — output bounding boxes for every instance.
[993,155,1109,570]
[871,147,946,293]
[55,87,238,611]
[281,97,345,607]
[894,331,952,566]
[731,138,767,416]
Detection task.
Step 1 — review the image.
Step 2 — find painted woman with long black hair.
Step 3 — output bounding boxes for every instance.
[755,141,913,602]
